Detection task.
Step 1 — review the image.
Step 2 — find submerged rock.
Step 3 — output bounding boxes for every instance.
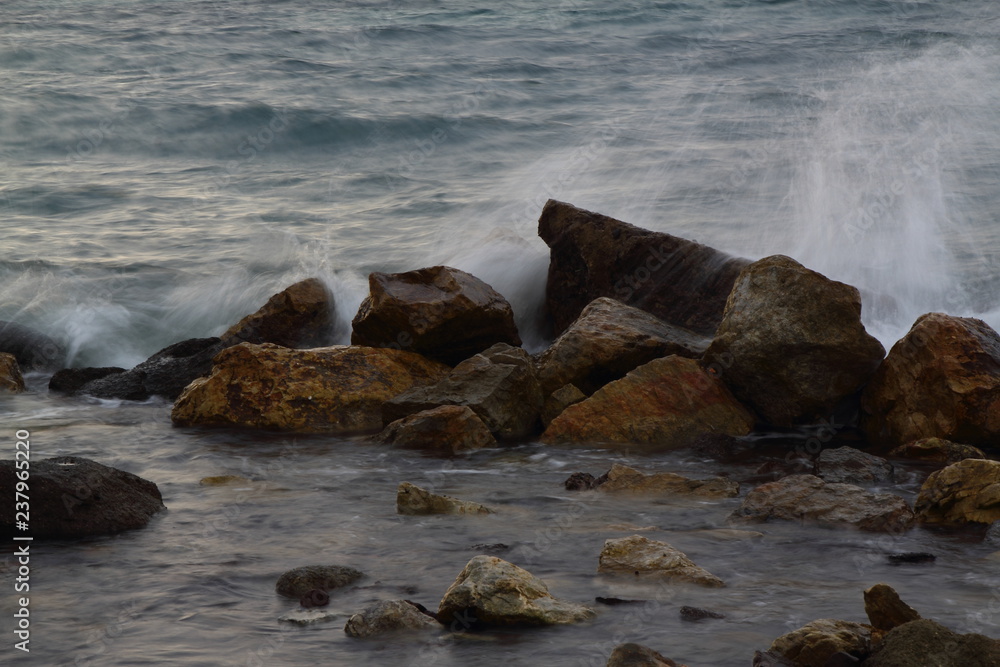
[914,458,1000,525]
[537,199,749,336]
[861,313,1000,448]
[375,405,497,455]
[221,277,335,348]
[0,456,165,539]
[863,583,920,632]
[396,482,494,516]
[0,320,64,371]
[49,366,127,394]
[864,619,1000,667]
[437,555,595,627]
[606,643,682,666]
[279,608,338,625]
[171,343,449,433]
[344,599,442,638]
[351,265,521,365]
[679,606,725,621]
[597,463,739,498]
[541,356,755,451]
[888,437,986,465]
[0,353,25,393]
[703,255,885,427]
[768,619,873,666]
[730,474,914,533]
[815,446,894,486]
[274,564,364,599]
[597,535,725,587]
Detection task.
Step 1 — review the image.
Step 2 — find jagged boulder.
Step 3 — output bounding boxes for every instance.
[703,255,885,427]
[768,619,873,666]
[861,313,1000,448]
[541,356,755,451]
[597,463,739,498]
[375,405,497,455]
[171,343,449,433]
[222,277,334,348]
[0,353,25,393]
[597,535,725,587]
[888,437,986,465]
[864,583,920,632]
[914,458,1000,525]
[351,265,520,365]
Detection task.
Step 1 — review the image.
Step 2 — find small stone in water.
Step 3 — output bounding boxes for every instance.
[679,605,725,621]
[887,552,936,564]
[300,589,330,608]
[595,597,643,605]
[565,472,602,490]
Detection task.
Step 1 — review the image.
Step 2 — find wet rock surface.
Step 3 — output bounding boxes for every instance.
[597,535,725,587]
[375,404,497,455]
[221,277,335,348]
[274,564,364,599]
[863,583,920,632]
[0,320,65,371]
[914,458,1000,525]
[864,619,1000,667]
[768,618,872,667]
[888,437,986,465]
[595,463,739,498]
[344,599,442,638]
[396,482,494,516]
[814,446,894,485]
[606,643,681,666]
[0,352,25,393]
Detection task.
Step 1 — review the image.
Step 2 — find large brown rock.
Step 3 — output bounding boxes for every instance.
[888,437,986,465]
[537,297,709,396]
[598,463,739,498]
[222,277,334,348]
[914,458,1000,525]
[864,619,1000,667]
[768,619,873,666]
[597,535,725,587]
[0,353,25,393]
[703,255,885,427]
[538,200,749,336]
[384,343,543,439]
[541,356,755,451]
[375,405,497,455]
[864,584,920,632]
[171,343,448,433]
[861,313,1000,448]
[730,474,915,533]
[351,265,520,365]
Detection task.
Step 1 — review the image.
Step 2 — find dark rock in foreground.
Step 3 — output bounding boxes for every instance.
[275,564,364,599]
[864,619,1000,667]
[768,619,873,666]
[0,456,165,539]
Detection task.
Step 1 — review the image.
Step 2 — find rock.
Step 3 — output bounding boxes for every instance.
[864,584,920,632]
[541,356,755,451]
[886,552,935,565]
[49,366,127,394]
[564,471,608,491]
[384,343,543,439]
[222,277,334,348]
[537,199,749,336]
[679,606,725,621]
[888,437,986,465]
[606,643,680,666]
[344,599,442,638]
[753,651,797,667]
[274,565,364,599]
[0,320,64,370]
[374,405,497,455]
[541,383,587,427]
[986,521,1000,546]
[171,343,448,433]
[597,535,725,587]
[437,555,595,627]
[815,447,894,485]
[730,474,915,533]
[0,353,25,393]
[278,609,338,625]
[396,482,493,516]
[861,313,1000,449]
[768,619,872,666]
[702,255,885,427]
[914,458,1000,525]
[864,619,1000,667]
[537,297,709,397]
[300,589,330,608]
[351,265,520,365]
[0,456,164,539]
[597,463,739,498]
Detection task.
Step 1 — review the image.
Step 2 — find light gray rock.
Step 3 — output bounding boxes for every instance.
[597,535,725,587]
[344,599,442,638]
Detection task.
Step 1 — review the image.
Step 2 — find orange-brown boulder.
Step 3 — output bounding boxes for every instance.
[222,277,334,348]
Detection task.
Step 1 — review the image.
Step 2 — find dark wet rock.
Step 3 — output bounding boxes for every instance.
[753,458,815,483]
[825,652,861,666]
[344,599,442,638]
[679,605,725,621]
[730,474,915,533]
[396,482,493,516]
[172,343,449,433]
[299,589,330,608]
[375,405,497,455]
[597,535,725,587]
[986,521,1000,546]
[564,471,606,491]
[437,555,595,627]
[537,199,749,337]
[49,366,126,394]
[598,463,739,498]
[753,650,796,667]
[888,437,986,465]
[541,356,755,451]
[861,313,1000,449]
[863,583,920,632]
[596,597,644,606]
[0,456,165,539]
[0,320,64,371]
[864,619,1000,667]
[914,458,1000,525]
[886,552,935,565]
[815,447,894,485]
[686,432,745,461]
[384,343,543,439]
[606,642,680,667]
[541,383,587,427]
[351,265,520,365]
[768,619,873,666]
[537,296,709,397]
[221,277,335,349]
[703,255,885,427]
[274,564,364,599]
[0,353,25,393]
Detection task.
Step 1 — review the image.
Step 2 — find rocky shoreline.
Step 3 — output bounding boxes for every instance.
[4,199,1000,665]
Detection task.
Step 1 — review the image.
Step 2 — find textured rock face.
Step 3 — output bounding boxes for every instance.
[171,343,449,433]
[0,456,164,539]
[598,463,739,498]
[396,482,493,516]
[274,565,364,599]
[888,437,986,465]
[703,255,885,427]
[597,535,725,587]
[768,619,872,667]
[914,458,1000,525]
[384,343,543,439]
[537,297,709,396]
[375,405,497,455]
[864,619,1000,667]
[438,556,595,627]
[222,277,334,348]
[864,584,920,632]
[344,600,442,638]
[0,320,64,371]
[861,313,1000,448]
[730,474,915,533]
[541,356,755,451]
[0,353,25,393]
[351,265,521,365]
[537,199,749,336]
[541,383,587,427]
[815,446,894,485]
[606,643,680,667]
